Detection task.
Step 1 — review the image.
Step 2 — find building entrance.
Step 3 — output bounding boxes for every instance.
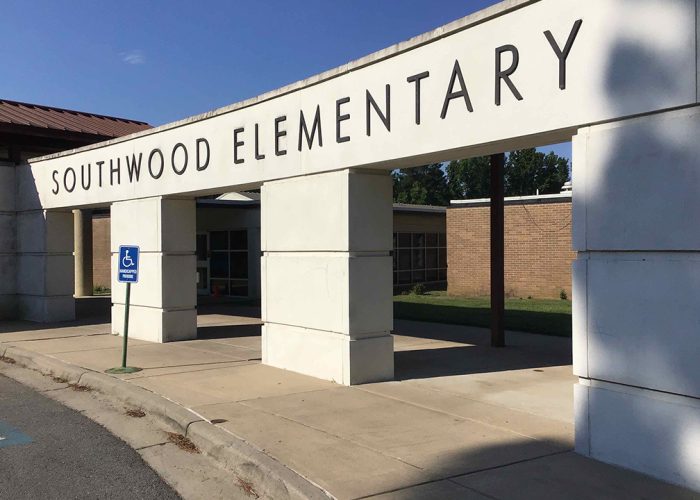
[5,0,700,490]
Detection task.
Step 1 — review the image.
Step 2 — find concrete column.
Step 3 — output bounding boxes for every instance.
[16,209,75,322]
[0,161,17,319]
[572,107,700,491]
[110,197,196,343]
[73,209,93,297]
[261,169,394,385]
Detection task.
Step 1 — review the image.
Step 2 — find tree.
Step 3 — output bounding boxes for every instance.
[504,148,569,197]
[392,149,570,204]
[392,164,450,206]
[445,148,570,200]
[445,156,491,200]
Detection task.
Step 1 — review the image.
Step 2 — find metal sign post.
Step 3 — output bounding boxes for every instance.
[106,246,142,374]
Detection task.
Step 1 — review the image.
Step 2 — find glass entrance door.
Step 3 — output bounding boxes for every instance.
[196,233,209,295]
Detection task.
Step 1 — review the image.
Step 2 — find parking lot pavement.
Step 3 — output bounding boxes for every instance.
[0,374,180,500]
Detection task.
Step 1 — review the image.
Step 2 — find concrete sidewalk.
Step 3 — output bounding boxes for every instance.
[0,310,695,499]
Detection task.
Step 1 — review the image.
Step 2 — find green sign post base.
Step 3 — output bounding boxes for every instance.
[105,366,142,374]
[105,281,142,375]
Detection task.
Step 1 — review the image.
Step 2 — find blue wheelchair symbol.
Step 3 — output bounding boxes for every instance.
[118,246,140,283]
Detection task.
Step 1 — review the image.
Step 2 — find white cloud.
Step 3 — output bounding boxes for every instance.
[121,50,145,65]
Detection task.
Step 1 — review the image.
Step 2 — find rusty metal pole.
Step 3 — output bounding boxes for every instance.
[490,153,506,347]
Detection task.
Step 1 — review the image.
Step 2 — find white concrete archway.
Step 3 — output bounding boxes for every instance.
[7,0,700,490]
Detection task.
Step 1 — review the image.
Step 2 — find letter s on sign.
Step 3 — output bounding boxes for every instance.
[52,170,60,194]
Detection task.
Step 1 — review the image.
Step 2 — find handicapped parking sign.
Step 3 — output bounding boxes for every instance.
[118,245,140,283]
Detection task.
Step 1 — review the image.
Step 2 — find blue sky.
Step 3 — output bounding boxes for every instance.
[0,0,570,160]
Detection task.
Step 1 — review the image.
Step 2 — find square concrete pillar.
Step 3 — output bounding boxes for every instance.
[261,169,394,385]
[572,107,700,491]
[16,209,75,322]
[73,209,93,297]
[110,197,196,343]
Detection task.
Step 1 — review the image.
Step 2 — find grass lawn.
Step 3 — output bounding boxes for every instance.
[394,291,572,337]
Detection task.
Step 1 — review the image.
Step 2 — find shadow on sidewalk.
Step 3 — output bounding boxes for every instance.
[197,323,261,339]
[394,343,571,380]
[400,441,695,499]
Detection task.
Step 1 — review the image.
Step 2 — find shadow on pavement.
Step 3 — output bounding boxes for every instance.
[196,323,261,339]
[395,343,571,380]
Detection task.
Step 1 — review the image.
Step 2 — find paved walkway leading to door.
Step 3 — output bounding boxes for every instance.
[0,308,695,499]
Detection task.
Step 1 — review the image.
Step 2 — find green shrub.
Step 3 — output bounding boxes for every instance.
[559,289,568,300]
[410,283,426,295]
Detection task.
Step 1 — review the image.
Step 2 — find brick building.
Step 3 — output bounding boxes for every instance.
[447,192,575,300]
[91,213,111,289]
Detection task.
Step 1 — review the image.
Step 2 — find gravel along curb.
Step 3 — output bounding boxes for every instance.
[0,344,331,500]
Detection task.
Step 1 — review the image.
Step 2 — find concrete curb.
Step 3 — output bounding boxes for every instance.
[1,344,331,500]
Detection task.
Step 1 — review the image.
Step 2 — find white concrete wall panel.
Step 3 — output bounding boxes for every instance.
[348,255,393,335]
[263,323,347,384]
[16,255,45,296]
[346,335,394,385]
[0,255,16,295]
[161,199,196,253]
[14,210,74,322]
[586,254,700,399]
[0,164,17,319]
[110,198,162,252]
[571,258,588,378]
[578,108,700,251]
[15,164,42,212]
[110,197,196,342]
[111,253,196,310]
[348,172,393,252]
[0,215,16,253]
[17,295,74,323]
[263,253,351,335]
[573,383,590,456]
[262,170,392,252]
[28,0,698,210]
[111,304,196,343]
[16,255,73,297]
[0,295,17,319]
[571,131,587,251]
[263,253,392,336]
[0,164,16,212]
[262,323,393,386]
[261,171,350,252]
[584,383,700,491]
[17,211,73,254]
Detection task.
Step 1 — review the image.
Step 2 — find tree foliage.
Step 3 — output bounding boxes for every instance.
[504,149,569,197]
[392,148,570,204]
[445,156,491,200]
[391,164,451,206]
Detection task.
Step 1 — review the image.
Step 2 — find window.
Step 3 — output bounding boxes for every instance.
[393,232,447,286]
[209,230,249,297]
[196,234,208,261]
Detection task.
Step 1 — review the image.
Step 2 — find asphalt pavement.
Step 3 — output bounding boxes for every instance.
[0,374,179,499]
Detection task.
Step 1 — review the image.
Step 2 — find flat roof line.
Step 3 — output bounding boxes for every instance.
[450,192,572,206]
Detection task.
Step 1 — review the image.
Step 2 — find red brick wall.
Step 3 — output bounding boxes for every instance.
[92,215,111,289]
[447,199,576,299]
